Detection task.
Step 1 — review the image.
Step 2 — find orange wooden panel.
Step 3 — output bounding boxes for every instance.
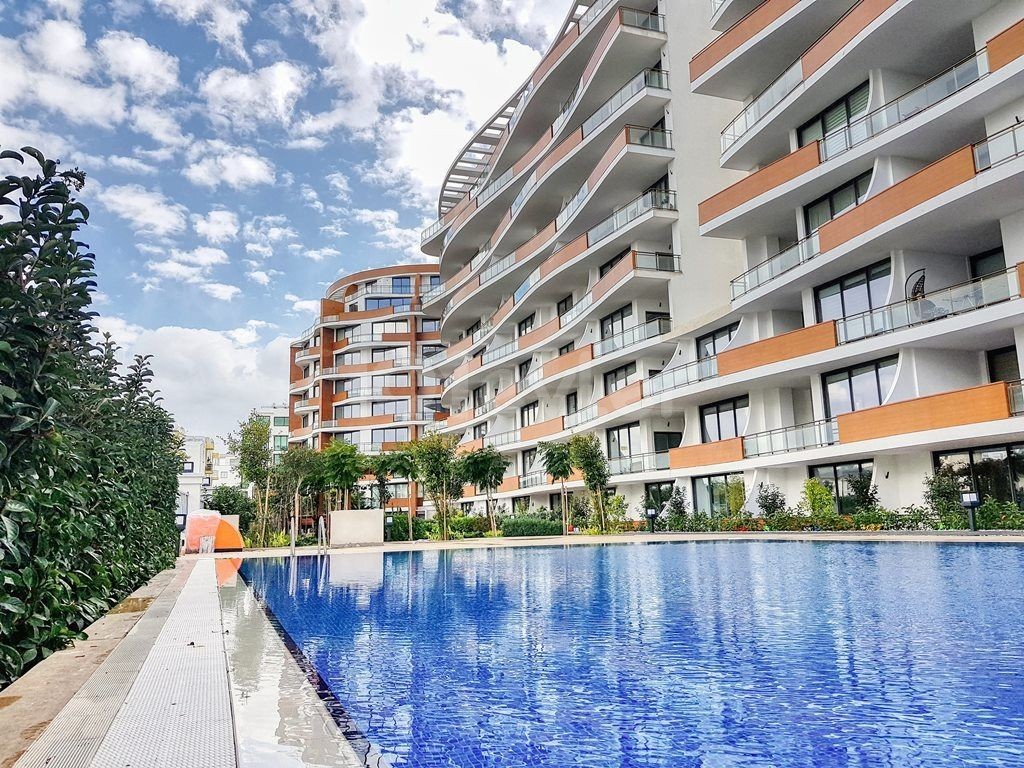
[699,142,820,224]
[541,234,589,278]
[988,16,1024,71]
[537,128,583,178]
[335,414,395,428]
[534,23,580,85]
[1017,263,1024,298]
[498,475,521,493]
[448,408,476,427]
[494,297,516,323]
[690,0,800,80]
[818,146,976,253]
[521,221,557,258]
[514,132,552,175]
[717,321,837,376]
[447,334,474,356]
[548,468,584,484]
[517,317,560,348]
[802,0,898,79]
[582,12,621,85]
[451,355,483,381]
[521,416,564,442]
[597,381,643,416]
[668,437,745,469]
[449,277,481,308]
[462,484,477,497]
[586,128,630,191]
[543,344,593,377]
[837,382,1012,443]
[591,251,636,301]
[495,384,517,406]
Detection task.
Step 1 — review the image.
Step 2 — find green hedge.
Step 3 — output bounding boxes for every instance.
[448,514,492,538]
[388,515,437,541]
[0,150,180,687]
[502,516,563,537]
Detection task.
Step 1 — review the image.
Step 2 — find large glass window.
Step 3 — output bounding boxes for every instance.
[334,404,358,419]
[970,248,1006,279]
[473,422,488,439]
[815,259,891,322]
[371,427,409,443]
[521,448,537,474]
[373,320,409,334]
[373,373,409,387]
[600,304,632,339]
[700,396,749,442]
[273,416,289,427]
[372,347,401,362]
[273,435,289,450]
[557,294,574,316]
[604,362,637,395]
[390,277,412,293]
[822,356,897,417]
[810,461,874,514]
[421,318,440,332]
[693,473,745,516]
[372,400,408,416]
[697,322,739,359]
[935,443,1024,506]
[565,391,578,415]
[606,422,640,459]
[798,82,870,147]
[471,385,487,408]
[518,314,535,337]
[520,401,539,428]
[335,352,359,367]
[366,297,411,309]
[599,248,629,278]
[804,170,873,233]
[558,341,575,356]
[645,481,675,512]
[653,432,682,452]
[988,346,1020,383]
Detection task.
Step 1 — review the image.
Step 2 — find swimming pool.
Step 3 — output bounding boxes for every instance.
[239,542,1024,767]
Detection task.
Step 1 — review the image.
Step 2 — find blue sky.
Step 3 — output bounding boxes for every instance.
[0,0,565,437]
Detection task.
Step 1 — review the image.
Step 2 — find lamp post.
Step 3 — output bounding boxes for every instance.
[960,490,980,532]
[646,507,658,533]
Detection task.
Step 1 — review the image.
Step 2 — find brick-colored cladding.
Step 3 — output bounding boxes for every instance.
[690,0,800,80]
[717,322,838,376]
[669,437,745,470]
[802,0,898,79]
[988,16,1024,70]
[597,381,643,416]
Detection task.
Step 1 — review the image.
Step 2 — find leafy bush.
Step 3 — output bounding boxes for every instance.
[388,515,437,541]
[664,487,690,531]
[502,516,563,537]
[801,478,835,516]
[847,471,879,511]
[756,483,787,518]
[923,467,963,517]
[448,514,491,539]
[726,479,746,516]
[976,499,1024,530]
[205,485,257,535]
[605,495,629,533]
[0,149,181,687]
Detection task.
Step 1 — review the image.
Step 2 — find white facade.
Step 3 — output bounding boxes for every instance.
[421,0,1024,518]
[255,403,290,466]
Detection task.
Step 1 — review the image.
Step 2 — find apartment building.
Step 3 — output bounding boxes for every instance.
[255,403,290,466]
[420,0,1024,518]
[287,265,446,515]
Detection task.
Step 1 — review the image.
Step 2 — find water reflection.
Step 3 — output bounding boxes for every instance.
[240,543,1024,768]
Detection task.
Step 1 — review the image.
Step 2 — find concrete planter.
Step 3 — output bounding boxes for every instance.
[329,508,384,547]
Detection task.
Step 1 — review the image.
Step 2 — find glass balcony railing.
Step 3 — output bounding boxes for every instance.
[743,418,838,458]
[609,451,670,475]
[558,294,593,327]
[510,172,538,216]
[588,189,677,246]
[564,403,597,429]
[421,217,445,242]
[645,357,718,396]
[486,430,521,448]
[722,61,802,154]
[474,400,494,417]
[482,253,516,284]
[476,166,514,205]
[520,471,548,488]
[579,0,617,31]
[620,8,665,32]
[594,317,671,357]
[422,282,445,302]
[472,321,494,343]
[483,339,518,365]
[517,368,543,393]
[730,232,820,299]
[837,268,1018,344]
[514,268,541,303]
[634,251,682,272]
[507,81,534,135]
[974,122,1024,171]
[627,126,672,149]
[821,51,989,162]
[1010,381,1024,416]
[556,182,589,230]
[583,69,670,138]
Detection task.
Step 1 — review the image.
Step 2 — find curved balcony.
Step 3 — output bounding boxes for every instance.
[288,375,315,395]
[293,397,321,413]
[293,346,321,363]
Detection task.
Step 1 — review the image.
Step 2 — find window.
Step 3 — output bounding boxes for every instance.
[645,481,675,512]
[693,473,745,516]
[373,320,409,334]
[606,422,640,459]
[471,385,487,408]
[935,443,1024,507]
[970,248,1006,279]
[518,313,535,337]
[390,277,412,293]
[312,435,319,450]
[599,248,629,278]
[466,320,481,336]
[557,294,574,316]
[600,304,632,339]
[422,344,444,358]
[521,448,537,474]
[273,435,288,450]
[653,432,682,452]
[373,373,409,387]
[473,422,488,439]
[798,81,870,147]
[256,415,271,424]
[518,359,532,379]
[312,384,320,398]
[558,341,575,356]
[822,356,897,417]
[427,274,442,287]
[334,404,358,419]
[371,427,409,443]
[422,398,443,414]
[810,461,874,515]
[988,346,1020,383]
[697,322,739,359]
[421,318,440,332]
[604,362,637,394]
[372,347,400,362]
[335,352,359,367]
[815,259,891,322]
[804,171,873,233]
[520,401,539,428]
[336,432,358,445]
[565,391,578,415]
[461,502,474,514]
[273,416,289,427]
[512,496,531,513]
[182,461,194,473]
[366,297,411,309]
[700,396,749,442]
[372,400,409,416]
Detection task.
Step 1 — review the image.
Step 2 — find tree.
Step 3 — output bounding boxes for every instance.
[755,482,786,519]
[204,485,256,535]
[407,433,466,541]
[538,441,573,535]
[368,450,417,539]
[568,433,610,532]
[321,440,366,510]
[278,446,324,551]
[461,447,508,534]
[226,412,273,546]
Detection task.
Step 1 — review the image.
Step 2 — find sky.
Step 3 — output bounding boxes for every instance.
[0,0,566,439]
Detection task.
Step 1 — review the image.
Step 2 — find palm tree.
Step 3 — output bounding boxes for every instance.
[321,440,366,511]
[461,446,509,534]
[538,441,572,535]
[569,433,610,533]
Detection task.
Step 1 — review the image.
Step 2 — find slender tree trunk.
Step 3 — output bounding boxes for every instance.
[560,480,568,536]
[344,487,350,511]
[486,489,496,534]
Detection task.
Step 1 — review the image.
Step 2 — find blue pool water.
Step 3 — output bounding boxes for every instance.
[240,542,1024,767]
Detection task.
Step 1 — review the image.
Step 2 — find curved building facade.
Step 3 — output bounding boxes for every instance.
[422,0,1024,518]
[288,264,445,514]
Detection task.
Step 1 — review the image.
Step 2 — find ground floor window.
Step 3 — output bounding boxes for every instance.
[549,491,574,513]
[511,495,531,514]
[935,443,1024,507]
[693,473,744,516]
[644,481,675,512]
[809,461,874,514]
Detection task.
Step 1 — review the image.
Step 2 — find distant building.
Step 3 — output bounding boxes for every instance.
[177,435,213,524]
[255,403,290,466]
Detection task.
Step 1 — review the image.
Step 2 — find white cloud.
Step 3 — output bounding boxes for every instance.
[325,170,351,201]
[183,140,276,190]
[106,155,157,174]
[304,246,341,262]
[98,32,180,97]
[95,183,189,238]
[201,282,242,301]
[247,269,271,285]
[130,105,188,148]
[244,243,273,259]
[150,0,251,62]
[45,0,84,20]
[299,184,324,213]
[171,246,229,266]
[192,209,240,243]
[350,207,422,260]
[320,221,349,240]
[284,136,326,150]
[94,315,293,438]
[284,293,320,315]
[200,61,308,130]
[23,19,92,77]
[243,214,297,245]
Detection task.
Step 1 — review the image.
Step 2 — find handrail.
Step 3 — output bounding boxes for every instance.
[594,317,671,357]
[588,189,677,245]
[564,403,598,429]
[608,450,670,475]
[743,418,838,457]
[974,121,1024,171]
[645,357,718,396]
[730,232,820,299]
